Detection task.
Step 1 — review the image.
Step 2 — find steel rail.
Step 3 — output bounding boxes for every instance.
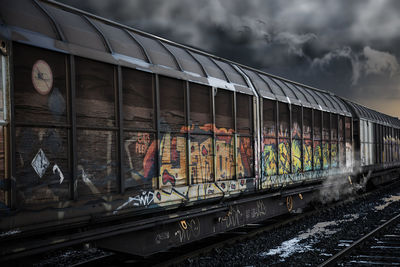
[151,179,400,266]
[319,212,400,267]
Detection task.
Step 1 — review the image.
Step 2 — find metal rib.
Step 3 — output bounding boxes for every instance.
[209,57,230,83]
[185,50,208,77]
[82,15,113,54]
[33,0,66,41]
[228,63,251,88]
[123,29,152,64]
[156,40,183,71]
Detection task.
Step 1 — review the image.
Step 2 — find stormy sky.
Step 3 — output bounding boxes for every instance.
[57,0,400,117]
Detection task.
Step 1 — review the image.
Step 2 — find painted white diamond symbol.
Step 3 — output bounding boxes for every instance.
[31,149,50,178]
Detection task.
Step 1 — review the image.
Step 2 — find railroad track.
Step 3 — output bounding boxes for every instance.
[320,213,400,266]
[144,181,400,267]
[55,208,327,266]
[11,180,400,266]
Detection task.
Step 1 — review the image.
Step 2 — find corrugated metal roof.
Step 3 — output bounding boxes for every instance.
[345,100,400,127]
[0,0,363,116]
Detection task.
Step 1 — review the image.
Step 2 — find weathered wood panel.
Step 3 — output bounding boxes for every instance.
[15,127,69,205]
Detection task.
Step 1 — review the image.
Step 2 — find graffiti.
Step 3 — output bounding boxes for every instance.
[190,135,213,184]
[292,123,301,139]
[30,148,66,185]
[155,231,170,244]
[256,200,267,217]
[292,139,301,173]
[123,123,255,190]
[174,218,201,243]
[303,141,312,171]
[237,137,253,178]
[261,168,346,189]
[323,142,330,169]
[331,143,338,167]
[262,138,277,176]
[314,141,321,170]
[279,140,290,174]
[162,169,176,186]
[246,200,267,220]
[159,133,186,187]
[114,190,154,213]
[52,164,64,184]
[135,133,151,154]
[133,190,154,206]
[81,168,91,183]
[157,187,189,202]
[216,138,235,181]
[124,132,156,186]
[219,206,243,229]
[346,142,352,168]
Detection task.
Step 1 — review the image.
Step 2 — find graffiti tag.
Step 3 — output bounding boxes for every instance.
[155,231,170,244]
[136,133,151,154]
[219,206,243,229]
[52,164,64,184]
[113,191,154,214]
[175,218,201,243]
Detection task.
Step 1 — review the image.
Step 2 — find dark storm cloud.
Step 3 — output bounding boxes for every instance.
[58,0,400,116]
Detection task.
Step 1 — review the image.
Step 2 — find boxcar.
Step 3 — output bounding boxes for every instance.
[0,0,399,258]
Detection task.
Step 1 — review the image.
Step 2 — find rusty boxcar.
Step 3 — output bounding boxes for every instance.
[0,0,399,258]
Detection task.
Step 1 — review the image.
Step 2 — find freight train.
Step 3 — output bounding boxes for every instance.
[1,0,399,258]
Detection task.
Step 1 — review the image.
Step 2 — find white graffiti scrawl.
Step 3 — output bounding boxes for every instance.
[52,164,64,184]
[175,218,201,243]
[113,191,154,214]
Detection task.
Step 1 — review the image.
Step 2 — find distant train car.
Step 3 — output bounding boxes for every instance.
[345,100,400,186]
[0,0,399,258]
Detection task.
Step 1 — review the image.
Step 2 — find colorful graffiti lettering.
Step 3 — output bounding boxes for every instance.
[124,133,156,188]
[331,143,338,167]
[292,139,301,173]
[279,140,290,174]
[124,123,254,189]
[262,138,277,176]
[303,141,312,171]
[159,133,187,187]
[237,137,254,178]
[314,141,322,170]
[292,123,301,139]
[215,137,235,181]
[323,142,330,169]
[190,135,213,184]
[136,133,151,154]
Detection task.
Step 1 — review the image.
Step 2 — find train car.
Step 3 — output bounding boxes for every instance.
[0,0,398,258]
[345,100,400,187]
